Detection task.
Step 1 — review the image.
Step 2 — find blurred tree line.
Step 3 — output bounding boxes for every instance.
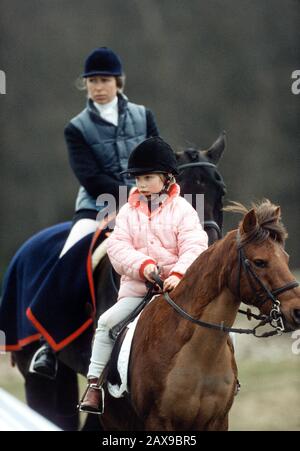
[0,0,299,279]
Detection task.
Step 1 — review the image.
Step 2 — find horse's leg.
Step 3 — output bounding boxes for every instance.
[25,362,79,430]
[98,393,143,431]
[145,411,229,432]
[144,410,170,431]
[13,348,79,430]
[24,372,58,424]
[14,348,59,424]
[203,415,229,431]
[218,416,229,431]
[55,361,79,431]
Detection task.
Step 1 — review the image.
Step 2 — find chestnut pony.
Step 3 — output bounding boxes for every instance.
[101,200,300,431]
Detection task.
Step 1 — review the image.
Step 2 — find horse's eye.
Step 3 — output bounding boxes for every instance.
[253,259,267,268]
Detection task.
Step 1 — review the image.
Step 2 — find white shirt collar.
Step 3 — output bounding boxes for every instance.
[93,96,118,111]
[93,96,119,126]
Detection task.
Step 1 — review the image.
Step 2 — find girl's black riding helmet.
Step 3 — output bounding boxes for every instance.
[120,137,179,177]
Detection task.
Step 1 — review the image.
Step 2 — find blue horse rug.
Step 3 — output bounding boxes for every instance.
[0,216,114,352]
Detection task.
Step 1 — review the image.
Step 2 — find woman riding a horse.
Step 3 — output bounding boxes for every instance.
[31,47,159,377]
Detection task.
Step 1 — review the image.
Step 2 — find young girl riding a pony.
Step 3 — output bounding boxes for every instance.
[79,136,208,413]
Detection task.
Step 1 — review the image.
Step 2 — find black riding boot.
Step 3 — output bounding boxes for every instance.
[29,341,58,380]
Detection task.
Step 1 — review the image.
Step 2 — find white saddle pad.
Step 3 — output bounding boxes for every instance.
[107,313,141,398]
[107,294,159,398]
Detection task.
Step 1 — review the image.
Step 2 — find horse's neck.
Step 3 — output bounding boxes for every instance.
[193,287,239,350]
[173,232,239,355]
[173,287,239,382]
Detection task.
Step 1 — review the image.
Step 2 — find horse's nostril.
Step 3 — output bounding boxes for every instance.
[293,309,300,324]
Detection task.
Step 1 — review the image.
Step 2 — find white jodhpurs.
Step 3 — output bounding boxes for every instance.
[87,297,143,379]
[59,219,98,258]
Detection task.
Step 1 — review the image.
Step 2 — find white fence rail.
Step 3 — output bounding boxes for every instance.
[0,388,61,431]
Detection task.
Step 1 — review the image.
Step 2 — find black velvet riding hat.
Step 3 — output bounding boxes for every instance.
[82,47,123,77]
[120,137,179,177]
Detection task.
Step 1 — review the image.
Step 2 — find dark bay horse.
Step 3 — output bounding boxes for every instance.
[99,200,300,431]
[10,133,226,430]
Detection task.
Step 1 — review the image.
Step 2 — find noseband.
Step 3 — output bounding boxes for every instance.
[177,160,225,240]
[151,230,299,337]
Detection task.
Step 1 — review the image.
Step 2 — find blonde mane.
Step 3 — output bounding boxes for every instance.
[224,199,288,247]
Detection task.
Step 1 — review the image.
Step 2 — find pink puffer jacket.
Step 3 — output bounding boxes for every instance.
[107,184,208,300]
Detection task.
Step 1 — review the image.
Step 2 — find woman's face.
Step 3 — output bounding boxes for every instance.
[86,76,118,104]
[135,174,165,196]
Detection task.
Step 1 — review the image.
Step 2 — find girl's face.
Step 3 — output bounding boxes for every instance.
[86,76,118,104]
[135,174,165,196]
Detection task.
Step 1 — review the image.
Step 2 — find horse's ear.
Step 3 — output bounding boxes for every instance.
[205,131,226,165]
[241,209,258,234]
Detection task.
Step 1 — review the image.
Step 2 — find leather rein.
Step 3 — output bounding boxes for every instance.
[150,232,299,338]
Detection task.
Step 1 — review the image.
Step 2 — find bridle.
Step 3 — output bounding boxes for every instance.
[150,231,299,338]
[177,160,225,240]
[236,231,299,335]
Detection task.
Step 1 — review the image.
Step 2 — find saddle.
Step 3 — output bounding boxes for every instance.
[105,283,158,397]
[109,282,156,341]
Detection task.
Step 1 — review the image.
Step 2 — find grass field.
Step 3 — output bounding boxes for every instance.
[230,358,300,431]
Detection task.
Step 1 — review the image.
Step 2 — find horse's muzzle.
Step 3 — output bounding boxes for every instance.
[280,308,300,332]
[292,309,300,326]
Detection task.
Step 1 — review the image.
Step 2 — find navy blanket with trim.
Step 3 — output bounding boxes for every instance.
[0,221,106,352]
